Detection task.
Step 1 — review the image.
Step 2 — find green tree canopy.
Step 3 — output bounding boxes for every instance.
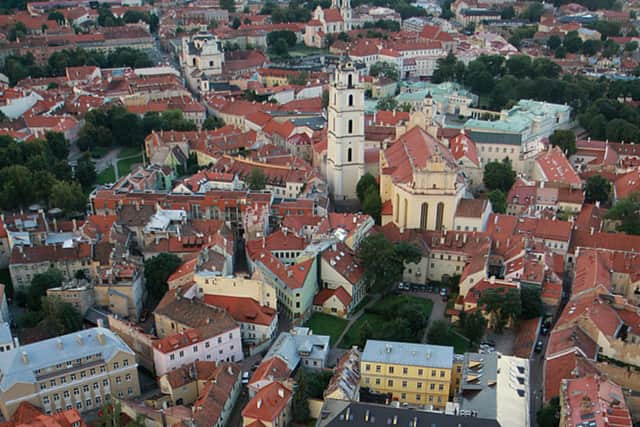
[585,175,611,204]
[26,268,64,311]
[549,129,577,156]
[520,287,543,320]
[488,189,507,214]
[479,288,521,332]
[369,61,400,80]
[144,253,182,306]
[607,193,640,235]
[356,173,377,203]
[362,187,382,225]
[459,311,486,344]
[203,115,225,130]
[427,320,450,345]
[483,158,516,193]
[248,168,267,190]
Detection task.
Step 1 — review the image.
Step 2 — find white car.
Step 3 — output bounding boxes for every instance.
[242,372,250,384]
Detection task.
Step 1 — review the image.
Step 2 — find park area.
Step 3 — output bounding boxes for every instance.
[338,295,433,349]
[304,313,348,346]
[96,147,144,184]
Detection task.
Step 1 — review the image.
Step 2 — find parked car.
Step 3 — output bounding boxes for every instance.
[534,340,544,353]
[242,372,250,384]
[439,288,448,296]
[398,282,409,291]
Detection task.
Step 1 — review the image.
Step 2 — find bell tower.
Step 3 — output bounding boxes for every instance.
[326,61,365,201]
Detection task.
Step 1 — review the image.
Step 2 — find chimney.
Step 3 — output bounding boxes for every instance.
[76,335,83,345]
[257,399,262,409]
[489,276,495,284]
[278,388,285,398]
[72,218,77,231]
[97,318,104,328]
[21,351,28,365]
[590,227,594,236]
[56,338,63,350]
[97,332,106,345]
[13,337,19,348]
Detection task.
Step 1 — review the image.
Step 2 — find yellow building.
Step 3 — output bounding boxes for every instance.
[379,126,465,231]
[360,340,454,408]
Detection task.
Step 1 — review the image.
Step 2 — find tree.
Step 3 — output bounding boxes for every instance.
[520,287,543,320]
[585,175,610,204]
[292,370,310,423]
[247,168,266,190]
[479,288,521,332]
[537,397,560,427]
[521,2,544,22]
[40,297,83,336]
[625,41,638,52]
[50,181,86,214]
[547,35,562,51]
[356,173,377,203]
[506,54,533,78]
[427,320,450,345]
[582,39,602,56]
[306,371,333,399]
[357,233,420,294]
[97,402,123,427]
[533,57,562,79]
[359,320,373,347]
[607,193,640,235]
[549,129,577,156]
[270,38,289,56]
[376,96,398,111]
[288,71,309,86]
[203,115,225,130]
[230,17,241,29]
[459,311,486,344]
[563,31,583,53]
[47,11,65,24]
[488,189,507,214]
[501,5,515,19]
[220,0,235,12]
[144,253,182,306]
[75,155,96,189]
[362,187,382,225]
[483,158,516,192]
[27,268,64,311]
[369,62,400,80]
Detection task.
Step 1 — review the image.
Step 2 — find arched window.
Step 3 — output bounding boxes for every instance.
[403,199,408,227]
[395,194,400,222]
[348,74,353,88]
[347,147,352,162]
[348,94,353,106]
[348,120,353,134]
[436,202,445,231]
[420,203,428,230]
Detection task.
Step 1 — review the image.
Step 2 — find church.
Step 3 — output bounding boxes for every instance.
[304,0,353,48]
[324,60,475,232]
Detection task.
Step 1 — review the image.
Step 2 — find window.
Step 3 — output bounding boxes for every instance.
[229,333,233,339]
[73,388,79,396]
[375,378,381,385]
[125,374,131,382]
[440,370,445,377]
[375,365,381,373]
[388,367,394,374]
[76,401,82,410]
[170,354,175,361]
[347,147,352,162]
[365,364,371,372]
[418,369,423,376]
[103,380,109,387]
[402,381,407,388]
[80,372,86,378]
[100,366,106,373]
[401,393,406,400]
[430,383,435,390]
[83,385,89,393]
[179,351,184,358]
[60,377,66,384]
[95,396,101,405]
[43,396,50,404]
[128,388,133,395]
[416,394,421,401]
[348,120,353,134]
[53,394,59,401]
[387,380,393,387]
[193,346,198,353]
[70,374,76,381]
[116,377,122,384]
[50,380,56,387]
[90,368,96,375]
[123,359,129,367]
[218,337,222,344]
[439,384,444,391]
[93,383,99,390]
[40,384,46,390]
[417,382,422,389]
[431,370,436,377]
[86,399,92,408]
[63,390,69,398]
[113,362,119,369]
[402,367,408,375]
[348,94,353,106]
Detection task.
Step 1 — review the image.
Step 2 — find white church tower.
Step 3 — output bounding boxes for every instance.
[327,61,365,201]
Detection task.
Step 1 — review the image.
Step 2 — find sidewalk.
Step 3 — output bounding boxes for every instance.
[334,294,380,349]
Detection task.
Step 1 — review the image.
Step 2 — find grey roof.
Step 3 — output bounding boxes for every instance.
[318,399,501,427]
[361,340,453,369]
[468,130,522,146]
[460,352,499,420]
[0,327,134,391]
[264,327,330,370]
[290,116,326,130]
[0,323,12,345]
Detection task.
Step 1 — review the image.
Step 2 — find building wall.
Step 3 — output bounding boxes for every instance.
[152,327,243,376]
[194,275,277,309]
[46,287,95,316]
[0,349,140,419]
[360,360,452,408]
[108,315,155,373]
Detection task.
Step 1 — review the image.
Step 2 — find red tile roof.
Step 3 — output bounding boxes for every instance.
[535,146,581,187]
[321,242,364,286]
[314,286,351,308]
[204,295,276,326]
[562,375,632,427]
[242,382,292,422]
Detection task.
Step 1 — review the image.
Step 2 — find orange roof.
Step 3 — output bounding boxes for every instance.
[204,295,276,326]
[535,146,581,187]
[249,356,290,388]
[321,243,364,286]
[323,8,343,22]
[614,166,640,199]
[242,381,292,421]
[313,287,351,307]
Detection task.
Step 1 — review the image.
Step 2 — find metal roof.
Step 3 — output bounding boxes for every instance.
[361,340,453,369]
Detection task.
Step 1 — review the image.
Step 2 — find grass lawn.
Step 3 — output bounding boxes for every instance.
[304,313,348,346]
[350,295,373,315]
[96,166,116,185]
[448,329,471,354]
[339,313,384,349]
[95,147,143,185]
[377,295,433,317]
